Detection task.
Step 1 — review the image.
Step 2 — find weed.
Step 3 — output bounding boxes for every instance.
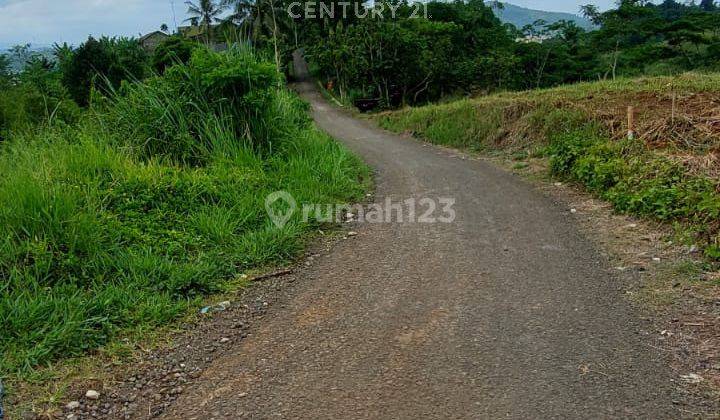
[0,46,369,380]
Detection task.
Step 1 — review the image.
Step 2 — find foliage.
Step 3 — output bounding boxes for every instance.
[152,36,199,73]
[0,45,368,377]
[104,47,282,163]
[376,73,720,258]
[293,0,720,107]
[0,84,81,140]
[0,48,81,140]
[0,54,10,82]
[547,132,720,255]
[59,36,149,106]
[306,0,514,105]
[185,0,227,43]
[185,0,226,28]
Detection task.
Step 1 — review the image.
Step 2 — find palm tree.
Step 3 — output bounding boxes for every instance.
[185,0,226,44]
[224,0,287,70]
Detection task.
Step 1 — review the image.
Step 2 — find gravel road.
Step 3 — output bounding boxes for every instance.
[157,54,678,419]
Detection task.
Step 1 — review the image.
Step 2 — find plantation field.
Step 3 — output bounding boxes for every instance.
[376,72,720,259]
[0,47,368,381]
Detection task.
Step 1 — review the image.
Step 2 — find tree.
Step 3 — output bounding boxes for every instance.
[224,0,288,71]
[152,36,198,73]
[185,0,226,43]
[700,0,716,11]
[580,4,602,25]
[546,20,584,45]
[0,54,11,88]
[297,0,720,107]
[521,19,548,37]
[8,44,33,70]
[61,38,112,106]
[0,54,9,75]
[60,37,148,106]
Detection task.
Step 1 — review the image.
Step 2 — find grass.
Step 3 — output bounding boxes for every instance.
[0,46,369,402]
[375,71,720,260]
[635,260,707,309]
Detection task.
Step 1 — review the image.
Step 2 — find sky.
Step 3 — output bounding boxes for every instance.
[0,0,619,47]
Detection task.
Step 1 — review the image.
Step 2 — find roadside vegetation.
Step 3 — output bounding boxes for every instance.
[376,73,720,259]
[303,0,720,107]
[8,0,716,114]
[0,44,368,384]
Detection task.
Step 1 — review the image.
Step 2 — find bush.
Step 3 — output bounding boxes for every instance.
[0,64,82,139]
[101,47,282,163]
[546,127,720,254]
[60,37,148,106]
[152,36,198,73]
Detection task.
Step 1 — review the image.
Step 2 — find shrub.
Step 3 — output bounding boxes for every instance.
[0,81,81,140]
[547,128,599,176]
[546,127,720,255]
[152,36,198,74]
[102,46,282,163]
[60,37,148,106]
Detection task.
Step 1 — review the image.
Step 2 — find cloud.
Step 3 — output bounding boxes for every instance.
[0,0,181,46]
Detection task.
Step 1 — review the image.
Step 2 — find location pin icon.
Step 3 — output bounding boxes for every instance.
[265,191,297,229]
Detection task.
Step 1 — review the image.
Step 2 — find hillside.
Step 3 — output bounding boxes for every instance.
[376,73,720,258]
[491,2,594,30]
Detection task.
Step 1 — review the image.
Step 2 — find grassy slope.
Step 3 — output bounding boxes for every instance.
[376,72,720,258]
[0,48,369,391]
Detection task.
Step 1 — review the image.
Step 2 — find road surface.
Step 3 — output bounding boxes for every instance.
[160,54,676,419]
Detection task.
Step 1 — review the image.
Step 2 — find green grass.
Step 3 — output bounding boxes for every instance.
[0,46,369,383]
[485,72,720,100]
[376,72,720,259]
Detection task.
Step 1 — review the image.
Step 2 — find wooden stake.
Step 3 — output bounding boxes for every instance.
[671,92,676,123]
[627,106,635,140]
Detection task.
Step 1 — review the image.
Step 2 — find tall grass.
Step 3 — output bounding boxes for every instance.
[0,46,369,377]
[376,74,720,259]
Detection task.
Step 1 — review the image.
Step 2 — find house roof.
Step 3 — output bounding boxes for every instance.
[139,31,169,43]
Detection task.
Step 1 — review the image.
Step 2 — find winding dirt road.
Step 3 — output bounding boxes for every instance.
[159,55,678,419]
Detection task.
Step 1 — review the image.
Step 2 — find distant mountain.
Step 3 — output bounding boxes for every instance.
[491,2,594,31]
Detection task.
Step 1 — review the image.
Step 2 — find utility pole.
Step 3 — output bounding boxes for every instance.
[170,0,179,33]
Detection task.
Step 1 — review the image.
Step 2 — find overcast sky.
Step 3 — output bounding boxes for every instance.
[0,0,619,47]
